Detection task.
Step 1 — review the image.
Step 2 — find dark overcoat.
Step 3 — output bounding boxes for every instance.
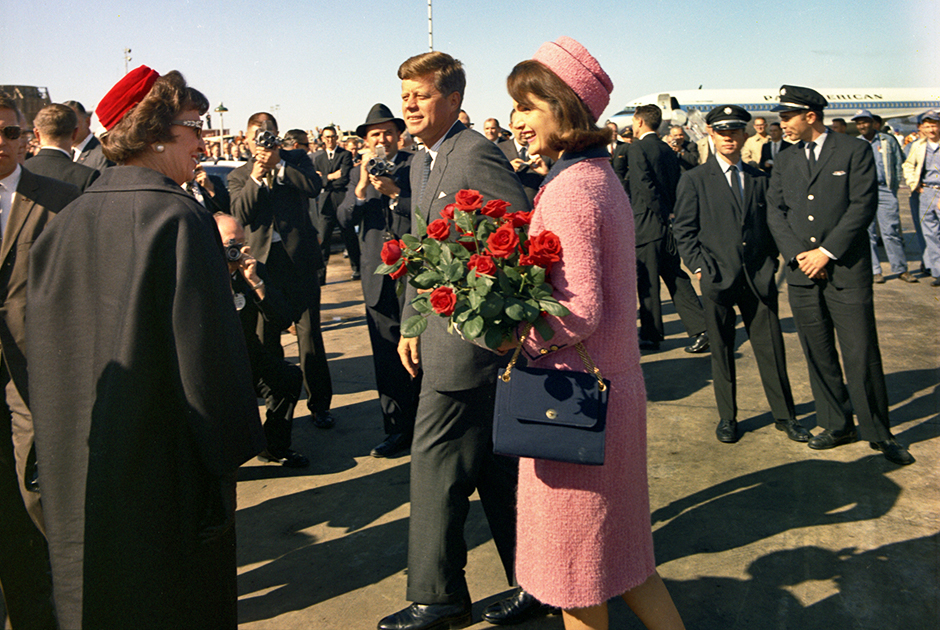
[26,165,265,629]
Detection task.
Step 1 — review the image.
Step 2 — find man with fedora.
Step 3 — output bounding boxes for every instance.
[851,109,916,284]
[674,105,808,445]
[767,85,914,465]
[338,104,420,459]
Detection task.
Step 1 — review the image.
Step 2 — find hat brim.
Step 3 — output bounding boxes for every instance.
[711,121,748,131]
[356,117,406,139]
[770,103,809,113]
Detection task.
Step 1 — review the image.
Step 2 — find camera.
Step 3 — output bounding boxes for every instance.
[367,145,391,177]
[254,129,282,150]
[224,239,243,263]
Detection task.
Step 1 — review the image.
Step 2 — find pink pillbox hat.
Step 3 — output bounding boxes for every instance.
[532,37,613,122]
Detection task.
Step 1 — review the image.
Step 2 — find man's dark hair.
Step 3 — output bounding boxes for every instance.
[63,100,89,117]
[633,104,662,130]
[832,117,846,125]
[247,112,278,132]
[282,129,309,148]
[398,51,466,105]
[321,126,337,136]
[0,94,24,125]
[102,70,209,163]
[769,122,782,129]
[34,104,78,140]
[872,115,883,125]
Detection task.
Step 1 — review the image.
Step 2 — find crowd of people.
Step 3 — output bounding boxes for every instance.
[0,33,933,630]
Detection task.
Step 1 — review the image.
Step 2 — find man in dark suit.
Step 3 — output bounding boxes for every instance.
[187,164,230,213]
[766,85,913,465]
[759,122,790,173]
[667,125,700,171]
[499,108,550,204]
[379,51,530,630]
[337,104,420,459]
[0,97,80,629]
[629,103,709,353]
[63,100,113,172]
[674,105,809,445]
[229,112,337,430]
[24,104,100,192]
[313,126,359,281]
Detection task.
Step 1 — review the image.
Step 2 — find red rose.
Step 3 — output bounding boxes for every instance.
[487,224,520,259]
[529,230,562,264]
[458,231,477,252]
[389,260,408,279]
[427,218,451,241]
[507,210,533,228]
[454,189,483,212]
[381,239,404,265]
[468,253,497,276]
[440,203,456,220]
[429,286,457,316]
[481,199,509,218]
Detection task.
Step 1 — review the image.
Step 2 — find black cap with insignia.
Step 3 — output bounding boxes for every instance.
[771,85,828,112]
[705,104,751,130]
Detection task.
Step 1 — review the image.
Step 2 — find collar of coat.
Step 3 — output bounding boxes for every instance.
[542,145,609,187]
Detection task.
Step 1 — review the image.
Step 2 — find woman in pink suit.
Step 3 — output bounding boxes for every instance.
[505,37,685,630]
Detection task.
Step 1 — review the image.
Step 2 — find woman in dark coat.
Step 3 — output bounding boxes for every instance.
[26,67,265,629]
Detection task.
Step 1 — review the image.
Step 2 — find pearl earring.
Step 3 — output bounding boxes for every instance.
[154,144,165,153]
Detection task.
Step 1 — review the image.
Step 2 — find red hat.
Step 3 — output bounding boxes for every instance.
[532,37,612,122]
[96,65,160,131]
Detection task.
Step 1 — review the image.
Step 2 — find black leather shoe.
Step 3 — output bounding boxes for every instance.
[716,418,738,443]
[870,438,915,465]
[312,410,335,429]
[371,432,411,458]
[898,271,918,283]
[775,418,810,442]
[378,602,471,630]
[808,428,857,450]
[639,339,660,351]
[482,589,559,625]
[685,332,710,354]
[258,448,310,468]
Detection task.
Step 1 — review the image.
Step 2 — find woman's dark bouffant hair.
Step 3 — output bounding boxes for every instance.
[102,70,209,164]
[507,60,610,154]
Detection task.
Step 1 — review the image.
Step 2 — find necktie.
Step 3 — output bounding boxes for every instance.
[806,141,817,175]
[519,146,528,162]
[419,151,432,204]
[729,164,743,204]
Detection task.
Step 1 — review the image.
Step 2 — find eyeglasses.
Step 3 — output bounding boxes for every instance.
[172,119,204,137]
[1,126,22,141]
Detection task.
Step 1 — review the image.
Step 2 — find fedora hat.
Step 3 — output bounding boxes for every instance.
[356,103,406,138]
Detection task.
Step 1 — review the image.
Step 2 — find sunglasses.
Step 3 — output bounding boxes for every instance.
[1,126,22,141]
[172,119,204,137]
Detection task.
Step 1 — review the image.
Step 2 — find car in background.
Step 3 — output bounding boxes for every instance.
[199,160,246,188]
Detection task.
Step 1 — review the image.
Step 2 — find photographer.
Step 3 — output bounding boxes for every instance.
[228,112,337,430]
[667,125,699,171]
[337,104,419,458]
[215,213,308,467]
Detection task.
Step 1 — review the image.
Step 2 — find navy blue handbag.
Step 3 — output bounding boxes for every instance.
[493,328,609,466]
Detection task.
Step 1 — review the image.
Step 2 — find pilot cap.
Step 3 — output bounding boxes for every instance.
[705,104,751,130]
[770,85,828,113]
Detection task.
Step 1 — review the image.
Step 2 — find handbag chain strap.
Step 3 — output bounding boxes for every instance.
[500,323,607,392]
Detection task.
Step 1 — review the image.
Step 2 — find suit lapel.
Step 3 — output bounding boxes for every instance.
[2,171,38,264]
[809,134,835,185]
[420,124,464,221]
[708,158,743,222]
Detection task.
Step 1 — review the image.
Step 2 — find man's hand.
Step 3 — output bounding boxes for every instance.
[509,158,527,173]
[398,336,420,378]
[796,248,830,280]
[250,147,279,181]
[370,174,400,198]
[327,168,343,181]
[194,167,215,196]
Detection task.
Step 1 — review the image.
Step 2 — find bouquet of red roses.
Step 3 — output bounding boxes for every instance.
[376,189,569,349]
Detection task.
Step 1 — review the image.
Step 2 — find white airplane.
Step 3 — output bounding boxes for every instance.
[609,88,940,132]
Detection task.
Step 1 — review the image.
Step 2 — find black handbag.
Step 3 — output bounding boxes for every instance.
[493,325,610,465]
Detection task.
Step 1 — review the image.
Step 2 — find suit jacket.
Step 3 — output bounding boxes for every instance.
[759,140,791,173]
[674,156,779,300]
[741,134,769,168]
[338,150,413,308]
[628,133,681,246]
[405,122,530,391]
[191,174,231,214]
[901,137,932,190]
[228,149,324,297]
[498,140,549,205]
[766,131,877,288]
[674,139,700,171]
[313,147,353,215]
[611,141,629,190]
[1,169,79,405]
[75,135,113,172]
[24,147,100,192]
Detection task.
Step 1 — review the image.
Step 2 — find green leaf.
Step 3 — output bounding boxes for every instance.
[440,245,453,264]
[468,289,484,309]
[401,315,428,338]
[374,262,396,275]
[540,299,570,317]
[522,300,541,321]
[412,270,443,289]
[423,238,442,262]
[533,315,555,341]
[413,210,427,237]
[402,233,421,250]
[503,265,522,283]
[480,293,504,318]
[455,211,474,234]
[412,294,433,314]
[445,261,466,283]
[505,297,526,321]
[485,326,510,350]
[462,315,485,339]
[528,266,546,286]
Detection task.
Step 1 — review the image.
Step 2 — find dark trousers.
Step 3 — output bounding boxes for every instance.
[262,244,333,414]
[0,366,56,630]
[365,303,419,436]
[636,231,707,342]
[787,281,892,442]
[407,386,517,605]
[318,192,360,275]
[256,357,303,454]
[702,276,796,422]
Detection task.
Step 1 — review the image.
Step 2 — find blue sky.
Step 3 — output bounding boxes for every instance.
[2,0,936,137]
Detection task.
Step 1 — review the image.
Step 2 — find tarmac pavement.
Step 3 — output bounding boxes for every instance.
[236,190,937,630]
